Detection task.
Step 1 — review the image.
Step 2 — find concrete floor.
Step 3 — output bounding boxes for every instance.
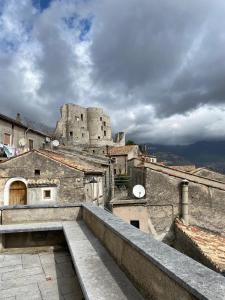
[0,250,83,300]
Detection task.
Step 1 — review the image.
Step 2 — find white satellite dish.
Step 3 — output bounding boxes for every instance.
[19,138,27,147]
[52,140,60,147]
[133,185,145,198]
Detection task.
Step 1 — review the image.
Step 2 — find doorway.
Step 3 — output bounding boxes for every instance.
[9,181,27,205]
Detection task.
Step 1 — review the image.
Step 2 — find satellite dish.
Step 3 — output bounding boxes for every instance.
[45,137,51,143]
[133,185,145,198]
[52,140,60,147]
[19,138,26,147]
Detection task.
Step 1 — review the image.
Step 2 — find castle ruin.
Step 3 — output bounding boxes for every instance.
[55,103,125,148]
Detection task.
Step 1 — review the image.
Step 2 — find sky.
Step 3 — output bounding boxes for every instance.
[1,0,225,145]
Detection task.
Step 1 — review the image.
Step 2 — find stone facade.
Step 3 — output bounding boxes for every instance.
[127,159,225,242]
[0,151,105,206]
[55,103,114,147]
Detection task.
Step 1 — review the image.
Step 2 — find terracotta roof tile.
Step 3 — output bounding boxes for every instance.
[170,165,196,172]
[37,150,103,174]
[108,145,137,156]
[176,220,225,273]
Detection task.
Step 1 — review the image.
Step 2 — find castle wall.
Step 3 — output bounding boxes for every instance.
[55,104,114,147]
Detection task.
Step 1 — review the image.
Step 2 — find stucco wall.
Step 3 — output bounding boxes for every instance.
[0,119,46,149]
[112,205,149,233]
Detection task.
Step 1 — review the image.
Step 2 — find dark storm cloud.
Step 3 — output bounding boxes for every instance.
[90,0,225,116]
[1,0,225,144]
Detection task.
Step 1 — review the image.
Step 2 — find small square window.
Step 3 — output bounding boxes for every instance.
[44,190,51,199]
[98,136,100,139]
[35,169,40,176]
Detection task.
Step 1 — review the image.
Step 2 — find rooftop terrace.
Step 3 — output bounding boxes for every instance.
[0,204,224,300]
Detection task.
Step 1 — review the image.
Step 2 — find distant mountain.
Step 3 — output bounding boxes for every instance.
[141,141,225,173]
[22,117,54,136]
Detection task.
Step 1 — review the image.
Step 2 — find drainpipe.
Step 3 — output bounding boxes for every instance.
[181,179,189,225]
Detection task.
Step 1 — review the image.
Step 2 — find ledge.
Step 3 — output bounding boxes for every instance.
[82,204,225,300]
[0,203,82,210]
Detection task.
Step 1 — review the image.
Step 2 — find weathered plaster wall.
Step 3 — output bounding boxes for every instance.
[114,156,127,175]
[0,119,46,149]
[112,205,150,233]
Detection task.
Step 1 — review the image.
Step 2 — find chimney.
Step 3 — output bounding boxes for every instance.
[181,179,189,225]
[16,113,21,123]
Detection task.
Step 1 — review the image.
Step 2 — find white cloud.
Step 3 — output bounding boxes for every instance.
[1,0,225,145]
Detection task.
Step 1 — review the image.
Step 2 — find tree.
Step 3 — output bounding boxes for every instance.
[126,140,135,145]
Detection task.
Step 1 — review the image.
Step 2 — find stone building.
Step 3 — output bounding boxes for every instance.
[125,158,225,239]
[0,113,50,158]
[108,145,140,175]
[0,149,107,206]
[55,103,115,147]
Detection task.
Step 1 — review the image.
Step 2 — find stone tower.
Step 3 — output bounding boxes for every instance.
[55,103,114,146]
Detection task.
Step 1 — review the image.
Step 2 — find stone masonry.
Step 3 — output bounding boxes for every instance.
[55,103,114,147]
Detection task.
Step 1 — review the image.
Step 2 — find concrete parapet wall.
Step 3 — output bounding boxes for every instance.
[0,204,82,224]
[82,204,225,300]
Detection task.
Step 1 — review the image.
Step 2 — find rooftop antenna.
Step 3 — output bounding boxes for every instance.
[133,185,145,199]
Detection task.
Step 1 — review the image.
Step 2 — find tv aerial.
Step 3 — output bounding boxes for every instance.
[52,140,60,147]
[133,185,145,198]
[19,138,26,147]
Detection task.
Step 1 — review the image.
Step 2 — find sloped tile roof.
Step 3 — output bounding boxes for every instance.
[37,150,103,174]
[170,165,196,172]
[176,220,225,273]
[108,145,137,156]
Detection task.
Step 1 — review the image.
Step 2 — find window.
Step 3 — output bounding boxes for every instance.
[100,117,102,121]
[104,130,106,136]
[35,169,40,176]
[43,190,51,199]
[130,220,140,229]
[101,126,103,130]
[114,169,117,175]
[103,121,106,126]
[29,139,33,150]
[81,114,83,121]
[82,133,84,137]
[98,136,100,139]
[93,150,95,154]
[69,131,73,137]
[3,133,11,145]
